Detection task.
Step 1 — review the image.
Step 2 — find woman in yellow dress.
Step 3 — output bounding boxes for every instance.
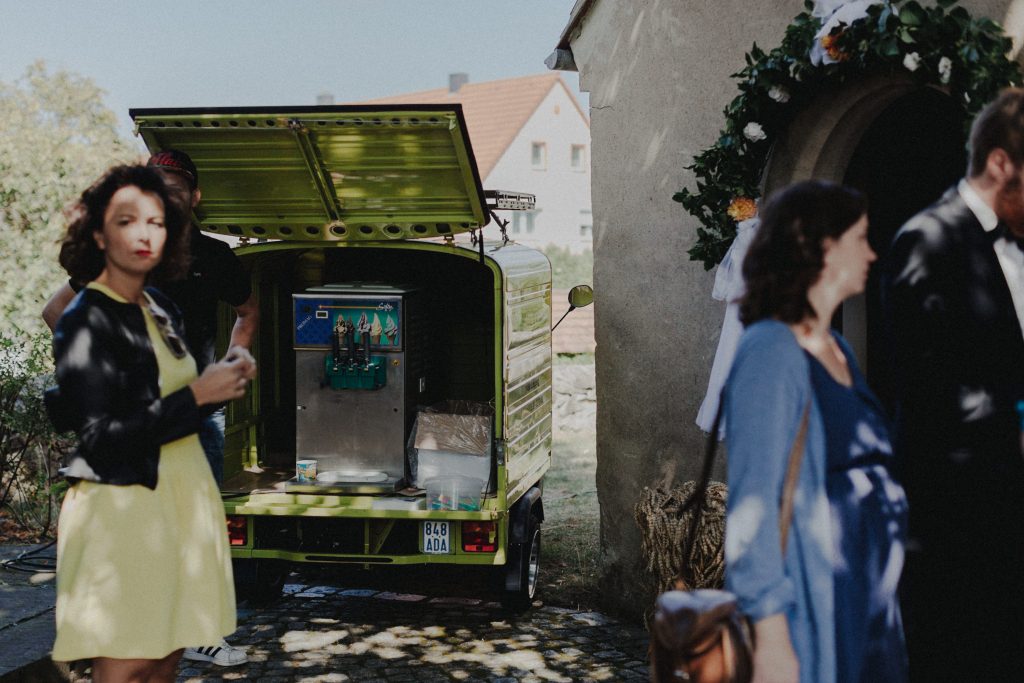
[47,165,255,682]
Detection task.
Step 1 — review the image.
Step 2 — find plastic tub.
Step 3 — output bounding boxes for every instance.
[414,450,490,490]
[425,475,484,511]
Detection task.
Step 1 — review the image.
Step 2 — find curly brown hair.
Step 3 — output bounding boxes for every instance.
[739,180,867,326]
[59,165,190,285]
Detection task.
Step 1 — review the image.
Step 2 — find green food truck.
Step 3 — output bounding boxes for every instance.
[130,105,589,611]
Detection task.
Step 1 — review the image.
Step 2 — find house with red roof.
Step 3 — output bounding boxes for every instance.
[362,73,593,253]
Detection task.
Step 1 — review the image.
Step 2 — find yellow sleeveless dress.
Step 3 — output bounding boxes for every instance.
[52,282,236,661]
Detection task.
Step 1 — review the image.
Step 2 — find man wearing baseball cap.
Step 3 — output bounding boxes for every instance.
[141,150,257,397]
[42,149,258,667]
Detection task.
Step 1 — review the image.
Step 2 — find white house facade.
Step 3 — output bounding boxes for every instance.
[485,79,593,253]
[362,73,593,253]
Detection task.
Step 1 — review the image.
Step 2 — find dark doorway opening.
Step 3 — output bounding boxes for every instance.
[842,87,965,408]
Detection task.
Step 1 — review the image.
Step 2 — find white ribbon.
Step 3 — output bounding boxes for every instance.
[696,217,760,435]
[711,217,759,302]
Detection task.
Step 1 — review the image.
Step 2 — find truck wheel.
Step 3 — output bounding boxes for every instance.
[233,558,288,604]
[500,513,541,613]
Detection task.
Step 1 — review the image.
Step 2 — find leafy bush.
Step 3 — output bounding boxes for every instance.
[542,245,593,290]
[0,328,69,540]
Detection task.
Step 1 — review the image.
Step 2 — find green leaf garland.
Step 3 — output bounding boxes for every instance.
[675,0,1021,270]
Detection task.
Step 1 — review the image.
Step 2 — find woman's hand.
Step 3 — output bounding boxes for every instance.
[751,614,799,683]
[189,354,253,406]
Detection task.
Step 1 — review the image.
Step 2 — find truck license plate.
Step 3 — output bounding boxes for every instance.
[422,521,451,554]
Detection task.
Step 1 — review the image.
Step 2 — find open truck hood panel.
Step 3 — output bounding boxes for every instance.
[130,105,489,241]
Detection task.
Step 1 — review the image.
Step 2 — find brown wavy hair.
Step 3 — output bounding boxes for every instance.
[59,165,190,285]
[739,180,867,326]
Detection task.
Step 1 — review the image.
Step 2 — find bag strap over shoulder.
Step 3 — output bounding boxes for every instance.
[682,391,810,577]
[778,403,809,552]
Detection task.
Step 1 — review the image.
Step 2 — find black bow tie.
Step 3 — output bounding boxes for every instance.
[991,222,1024,249]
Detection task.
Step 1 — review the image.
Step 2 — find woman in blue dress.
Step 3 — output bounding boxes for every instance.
[724,180,907,683]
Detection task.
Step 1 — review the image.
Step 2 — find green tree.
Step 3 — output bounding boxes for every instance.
[0,61,136,337]
[0,62,134,538]
[542,245,593,290]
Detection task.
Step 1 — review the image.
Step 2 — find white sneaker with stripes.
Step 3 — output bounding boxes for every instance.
[182,639,248,666]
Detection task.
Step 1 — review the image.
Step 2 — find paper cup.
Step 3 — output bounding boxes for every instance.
[296,459,317,482]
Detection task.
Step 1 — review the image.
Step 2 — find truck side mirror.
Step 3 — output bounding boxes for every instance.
[567,284,593,309]
[553,284,594,332]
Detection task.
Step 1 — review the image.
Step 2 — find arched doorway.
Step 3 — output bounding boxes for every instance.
[842,88,965,405]
[764,78,965,401]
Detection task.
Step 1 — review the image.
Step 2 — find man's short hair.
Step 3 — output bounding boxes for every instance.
[968,88,1024,177]
[147,149,199,190]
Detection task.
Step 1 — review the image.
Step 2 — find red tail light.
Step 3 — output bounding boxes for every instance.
[461,521,497,552]
[226,515,248,546]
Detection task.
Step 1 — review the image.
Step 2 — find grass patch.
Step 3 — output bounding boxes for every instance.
[539,433,600,610]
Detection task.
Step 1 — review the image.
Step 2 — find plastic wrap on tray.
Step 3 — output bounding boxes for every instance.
[422,399,494,417]
[407,400,494,489]
[414,413,489,455]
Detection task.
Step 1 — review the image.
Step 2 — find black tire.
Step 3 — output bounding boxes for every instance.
[500,513,541,613]
[232,558,288,604]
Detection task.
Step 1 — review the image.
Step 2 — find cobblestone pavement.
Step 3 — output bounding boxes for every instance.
[176,570,649,683]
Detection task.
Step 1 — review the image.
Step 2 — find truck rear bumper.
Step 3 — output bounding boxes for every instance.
[226,511,506,566]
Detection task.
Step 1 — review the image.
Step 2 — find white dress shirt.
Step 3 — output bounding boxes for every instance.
[958,179,1024,338]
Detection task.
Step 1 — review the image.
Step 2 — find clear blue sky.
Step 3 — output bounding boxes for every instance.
[0,1,582,140]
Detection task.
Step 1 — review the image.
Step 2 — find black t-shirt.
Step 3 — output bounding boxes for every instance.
[71,227,251,372]
[159,228,251,371]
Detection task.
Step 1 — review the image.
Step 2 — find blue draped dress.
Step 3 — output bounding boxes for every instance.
[807,343,908,683]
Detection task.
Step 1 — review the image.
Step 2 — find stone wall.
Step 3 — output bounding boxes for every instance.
[553,364,597,435]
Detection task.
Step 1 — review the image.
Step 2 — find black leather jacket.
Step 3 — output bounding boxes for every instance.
[46,286,206,489]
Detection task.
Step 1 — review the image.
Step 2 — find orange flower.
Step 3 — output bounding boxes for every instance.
[727,197,757,222]
[821,31,849,62]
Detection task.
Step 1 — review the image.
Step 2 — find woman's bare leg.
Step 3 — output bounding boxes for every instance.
[91,657,155,683]
[90,649,183,683]
[148,648,184,683]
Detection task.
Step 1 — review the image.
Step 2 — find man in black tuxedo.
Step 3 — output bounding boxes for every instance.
[882,88,1024,682]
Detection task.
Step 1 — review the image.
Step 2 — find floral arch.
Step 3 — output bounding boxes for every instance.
[674,0,1022,270]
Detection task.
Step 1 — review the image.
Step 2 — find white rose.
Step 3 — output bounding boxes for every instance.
[743,122,767,143]
[938,56,952,84]
[903,52,922,72]
[768,86,791,104]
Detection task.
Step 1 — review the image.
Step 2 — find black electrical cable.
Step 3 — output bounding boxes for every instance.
[1,539,57,573]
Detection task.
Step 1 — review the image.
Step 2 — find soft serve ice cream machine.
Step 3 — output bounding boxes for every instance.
[291,284,425,493]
